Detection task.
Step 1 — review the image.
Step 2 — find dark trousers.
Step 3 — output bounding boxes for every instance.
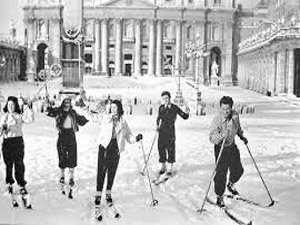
[57,129,77,169]
[158,132,176,164]
[2,136,27,187]
[214,143,244,196]
[97,139,120,192]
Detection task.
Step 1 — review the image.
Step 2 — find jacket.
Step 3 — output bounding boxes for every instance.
[0,108,34,138]
[47,106,88,133]
[81,107,136,152]
[209,110,244,147]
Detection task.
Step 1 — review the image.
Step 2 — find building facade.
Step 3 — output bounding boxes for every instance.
[23,0,238,85]
[238,0,300,97]
[0,24,27,82]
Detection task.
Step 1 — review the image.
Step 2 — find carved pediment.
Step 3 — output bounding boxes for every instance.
[102,0,156,8]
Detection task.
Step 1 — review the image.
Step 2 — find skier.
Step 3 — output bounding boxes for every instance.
[0,96,34,199]
[46,96,88,196]
[156,91,189,176]
[209,96,248,207]
[79,99,142,207]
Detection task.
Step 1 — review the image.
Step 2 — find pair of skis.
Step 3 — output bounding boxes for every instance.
[60,182,73,199]
[151,172,174,185]
[95,202,121,222]
[9,190,32,209]
[199,193,274,225]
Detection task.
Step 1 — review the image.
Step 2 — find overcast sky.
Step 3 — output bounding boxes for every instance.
[0,0,260,40]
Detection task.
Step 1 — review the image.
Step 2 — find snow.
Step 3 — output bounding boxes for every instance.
[0,76,300,225]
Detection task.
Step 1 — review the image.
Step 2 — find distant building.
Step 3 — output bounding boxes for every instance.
[0,22,27,82]
[23,0,240,85]
[238,0,300,97]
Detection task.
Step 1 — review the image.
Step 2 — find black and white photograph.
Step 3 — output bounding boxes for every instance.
[0,0,299,224]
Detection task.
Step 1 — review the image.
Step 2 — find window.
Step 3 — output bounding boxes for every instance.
[109,44,115,48]
[86,44,92,48]
[165,46,172,50]
[142,45,148,49]
[124,54,132,60]
[187,26,192,39]
[85,54,93,63]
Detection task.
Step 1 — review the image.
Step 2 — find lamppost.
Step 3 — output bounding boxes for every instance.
[0,55,6,67]
[185,42,210,109]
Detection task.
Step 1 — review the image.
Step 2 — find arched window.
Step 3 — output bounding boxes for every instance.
[123,20,134,38]
[187,25,192,39]
[142,23,148,41]
[109,23,115,39]
[85,20,94,37]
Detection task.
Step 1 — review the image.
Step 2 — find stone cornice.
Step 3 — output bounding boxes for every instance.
[238,26,300,55]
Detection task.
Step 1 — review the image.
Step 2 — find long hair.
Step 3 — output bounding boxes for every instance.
[111,99,124,119]
[3,96,22,114]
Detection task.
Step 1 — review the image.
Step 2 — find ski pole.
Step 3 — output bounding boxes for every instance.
[140,132,158,175]
[199,138,226,214]
[245,143,275,206]
[140,140,158,207]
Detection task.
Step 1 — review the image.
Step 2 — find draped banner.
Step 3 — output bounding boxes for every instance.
[63,0,83,41]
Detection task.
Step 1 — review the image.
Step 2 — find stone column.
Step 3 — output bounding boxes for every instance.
[175,20,182,76]
[94,19,101,74]
[148,19,156,76]
[51,18,61,64]
[156,20,163,76]
[26,18,36,82]
[134,19,142,76]
[101,19,108,76]
[287,49,294,95]
[115,18,123,76]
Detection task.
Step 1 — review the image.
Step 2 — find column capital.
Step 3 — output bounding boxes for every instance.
[114,18,123,23]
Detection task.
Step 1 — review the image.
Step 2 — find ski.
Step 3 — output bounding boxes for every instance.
[60,182,66,195]
[225,194,273,208]
[94,205,103,221]
[20,193,33,209]
[200,197,252,225]
[107,203,121,219]
[153,173,173,185]
[68,187,73,199]
[10,193,19,208]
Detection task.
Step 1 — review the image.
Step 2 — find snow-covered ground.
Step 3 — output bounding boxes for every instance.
[0,77,300,225]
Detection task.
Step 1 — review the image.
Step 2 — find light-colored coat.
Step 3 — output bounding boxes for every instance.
[209,110,244,147]
[81,108,136,152]
[0,107,34,138]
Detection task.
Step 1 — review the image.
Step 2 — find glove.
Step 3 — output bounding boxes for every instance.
[241,136,248,144]
[75,96,86,108]
[136,134,143,142]
[221,129,229,138]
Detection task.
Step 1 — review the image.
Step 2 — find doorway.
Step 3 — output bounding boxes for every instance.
[37,43,48,77]
[209,47,222,85]
[125,64,132,76]
[294,49,300,97]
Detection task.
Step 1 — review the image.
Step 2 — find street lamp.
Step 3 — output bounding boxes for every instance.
[185,42,210,110]
[0,55,6,67]
[185,42,210,89]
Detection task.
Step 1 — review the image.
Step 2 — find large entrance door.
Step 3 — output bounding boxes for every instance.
[294,49,300,97]
[209,47,222,85]
[37,43,48,77]
[125,64,132,76]
[124,54,132,76]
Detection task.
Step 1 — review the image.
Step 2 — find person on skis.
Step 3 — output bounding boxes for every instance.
[156,91,189,176]
[79,98,143,207]
[0,96,34,196]
[209,96,248,207]
[46,96,88,193]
